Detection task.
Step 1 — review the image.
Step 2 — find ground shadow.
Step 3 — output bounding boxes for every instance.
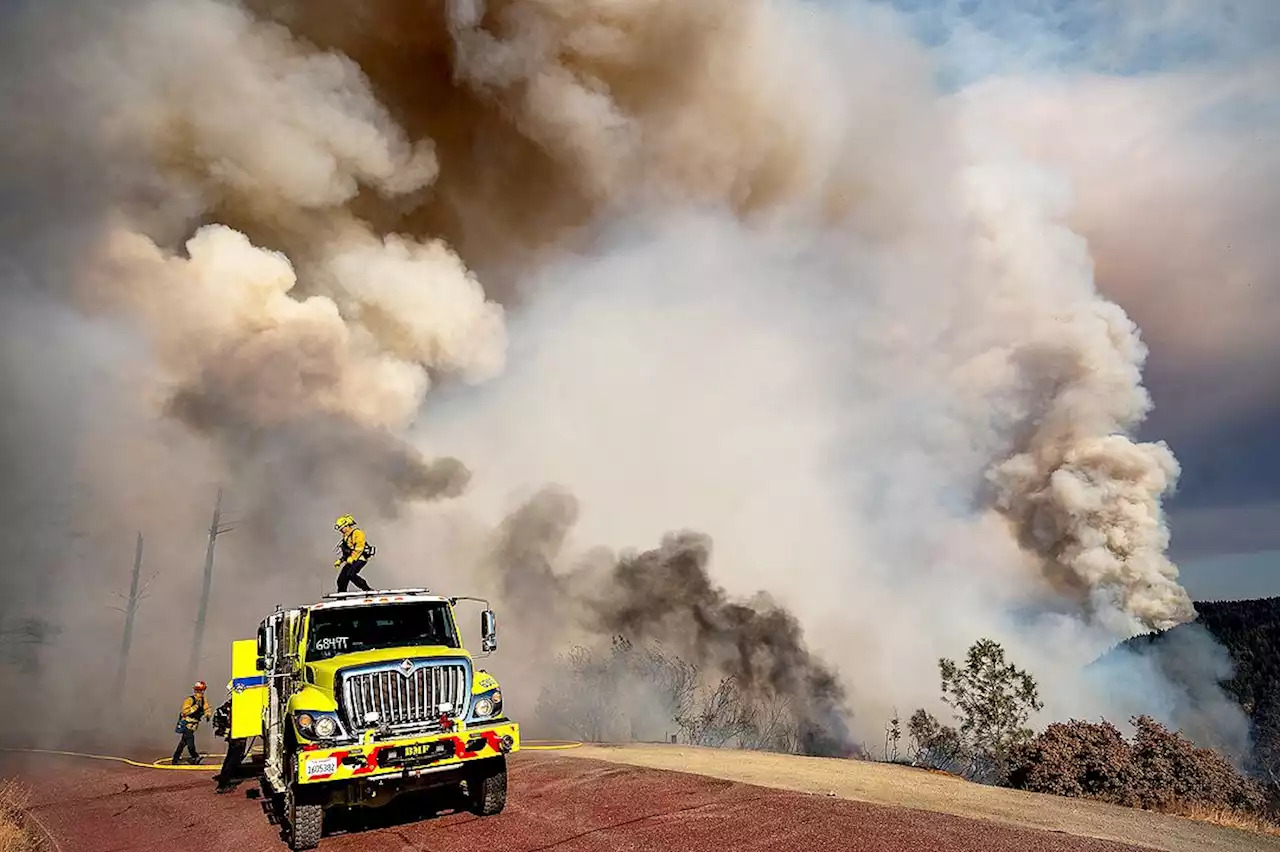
[322,785,476,838]
[249,777,478,846]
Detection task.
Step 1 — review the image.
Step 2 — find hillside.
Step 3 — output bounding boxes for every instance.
[563,743,1279,852]
[1105,596,1280,776]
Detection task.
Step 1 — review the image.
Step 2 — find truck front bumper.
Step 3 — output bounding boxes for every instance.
[296,720,520,785]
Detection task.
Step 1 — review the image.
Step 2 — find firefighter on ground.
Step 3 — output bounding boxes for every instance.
[172,681,211,765]
[212,693,250,794]
[334,514,376,593]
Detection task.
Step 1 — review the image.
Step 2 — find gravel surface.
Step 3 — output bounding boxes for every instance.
[0,750,1168,852]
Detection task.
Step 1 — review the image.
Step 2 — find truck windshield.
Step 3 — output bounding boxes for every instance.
[306,601,460,661]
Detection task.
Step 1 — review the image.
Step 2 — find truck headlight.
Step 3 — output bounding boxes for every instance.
[473,698,494,718]
[314,716,338,738]
[294,710,343,741]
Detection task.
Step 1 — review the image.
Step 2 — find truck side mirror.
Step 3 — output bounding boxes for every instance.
[256,655,266,671]
[480,610,497,653]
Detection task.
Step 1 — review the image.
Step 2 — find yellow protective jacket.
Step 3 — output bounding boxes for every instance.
[335,527,367,569]
[178,694,210,731]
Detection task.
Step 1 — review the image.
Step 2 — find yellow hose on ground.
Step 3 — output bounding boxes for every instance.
[0,747,218,771]
[0,740,582,772]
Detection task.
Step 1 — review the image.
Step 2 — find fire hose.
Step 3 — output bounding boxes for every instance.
[0,740,583,772]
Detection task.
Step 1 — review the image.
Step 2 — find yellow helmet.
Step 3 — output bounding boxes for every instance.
[334,514,356,531]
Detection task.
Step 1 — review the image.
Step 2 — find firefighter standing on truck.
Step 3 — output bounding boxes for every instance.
[334,514,376,593]
[173,681,210,765]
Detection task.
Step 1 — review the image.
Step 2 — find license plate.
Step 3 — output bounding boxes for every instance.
[382,742,450,766]
[305,757,338,778]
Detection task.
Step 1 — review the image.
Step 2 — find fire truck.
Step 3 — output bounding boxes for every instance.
[229,588,519,849]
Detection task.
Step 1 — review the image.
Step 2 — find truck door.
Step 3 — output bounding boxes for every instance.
[262,609,304,792]
[229,638,267,740]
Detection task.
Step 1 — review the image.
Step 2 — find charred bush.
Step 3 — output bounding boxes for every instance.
[1008,715,1270,817]
[1006,719,1138,805]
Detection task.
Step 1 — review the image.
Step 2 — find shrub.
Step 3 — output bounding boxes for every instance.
[907,709,970,775]
[1006,719,1137,805]
[1008,716,1270,818]
[1127,715,1268,814]
[0,779,40,852]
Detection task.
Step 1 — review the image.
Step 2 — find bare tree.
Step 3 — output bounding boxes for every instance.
[739,694,800,753]
[0,616,61,675]
[538,635,817,756]
[535,644,622,742]
[674,675,758,746]
[884,708,902,762]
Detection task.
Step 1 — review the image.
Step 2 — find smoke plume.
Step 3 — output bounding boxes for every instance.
[593,532,852,754]
[1,0,1259,755]
[484,487,852,753]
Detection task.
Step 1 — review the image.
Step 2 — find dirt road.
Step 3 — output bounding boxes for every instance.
[1,750,1161,852]
[565,743,1280,852]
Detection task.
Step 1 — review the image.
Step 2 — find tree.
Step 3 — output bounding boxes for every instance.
[0,616,61,675]
[907,708,965,773]
[673,675,758,746]
[738,694,801,753]
[535,635,815,754]
[938,637,1044,772]
[534,644,621,742]
[884,708,902,762]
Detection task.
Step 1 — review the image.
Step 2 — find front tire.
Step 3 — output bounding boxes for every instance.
[287,785,323,850]
[465,756,507,816]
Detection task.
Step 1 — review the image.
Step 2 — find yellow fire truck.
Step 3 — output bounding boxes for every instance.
[229,588,519,849]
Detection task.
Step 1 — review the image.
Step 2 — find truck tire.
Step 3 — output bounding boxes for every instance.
[287,786,323,850]
[465,756,507,816]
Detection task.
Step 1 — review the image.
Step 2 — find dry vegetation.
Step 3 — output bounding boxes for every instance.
[1164,803,1280,838]
[535,636,825,753]
[541,633,1280,840]
[565,743,1280,852]
[0,780,39,852]
[1004,717,1280,835]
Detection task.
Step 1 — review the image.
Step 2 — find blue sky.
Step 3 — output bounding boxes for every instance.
[872,0,1280,82]
[839,0,1280,600]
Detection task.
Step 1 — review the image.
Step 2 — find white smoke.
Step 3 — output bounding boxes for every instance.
[0,0,1249,750]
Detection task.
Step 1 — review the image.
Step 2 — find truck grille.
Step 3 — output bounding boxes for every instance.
[338,662,469,731]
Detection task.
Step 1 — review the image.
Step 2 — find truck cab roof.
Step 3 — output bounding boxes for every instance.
[306,588,450,612]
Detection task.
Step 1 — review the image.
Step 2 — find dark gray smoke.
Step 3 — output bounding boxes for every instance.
[167,391,472,519]
[486,487,854,755]
[596,531,853,756]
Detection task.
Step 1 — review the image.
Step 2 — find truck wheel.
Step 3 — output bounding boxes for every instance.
[287,786,323,850]
[465,756,507,816]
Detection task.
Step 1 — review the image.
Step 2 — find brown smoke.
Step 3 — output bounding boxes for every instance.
[0,0,1231,751]
[65,0,508,528]
[222,0,1192,633]
[983,302,1194,632]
